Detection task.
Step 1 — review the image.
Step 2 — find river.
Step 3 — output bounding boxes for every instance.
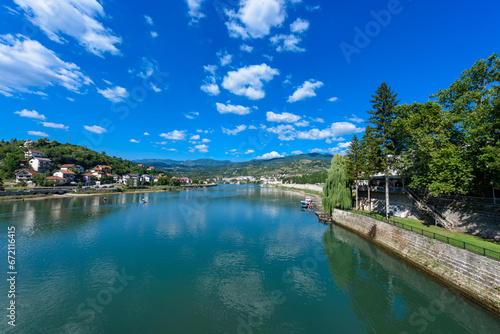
[0,185,498,333]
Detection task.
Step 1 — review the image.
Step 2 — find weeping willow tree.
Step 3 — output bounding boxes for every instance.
[322,154,352,215]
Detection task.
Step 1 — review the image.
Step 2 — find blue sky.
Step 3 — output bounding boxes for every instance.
[1,0,499,161]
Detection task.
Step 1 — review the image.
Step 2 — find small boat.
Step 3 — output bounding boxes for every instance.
[140,198,147,203]
[318,217,332,224]
[305,197,313,203]
[301,201,309,208]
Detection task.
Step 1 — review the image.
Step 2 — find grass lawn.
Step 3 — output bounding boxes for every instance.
[346,209,500,260]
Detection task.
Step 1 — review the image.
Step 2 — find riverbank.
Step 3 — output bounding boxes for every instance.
[0,187,184,203]
[278,185,323,204]
[330,209,500,317]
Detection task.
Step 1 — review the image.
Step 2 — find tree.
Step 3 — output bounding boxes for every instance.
[366,82,400,221]
[345,134,363,210]
[432,53,500,196]
[322,154,352,215]
[2,153,19,177]
[360,126,382,213]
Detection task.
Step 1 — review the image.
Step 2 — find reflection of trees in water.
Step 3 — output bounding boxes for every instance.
[321,225,500,334]
[322,226,401,333]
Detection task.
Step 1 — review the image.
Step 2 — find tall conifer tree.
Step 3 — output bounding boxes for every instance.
[366,82,400,222]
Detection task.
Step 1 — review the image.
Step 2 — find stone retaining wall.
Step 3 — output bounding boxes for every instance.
[281,184,323,193]
[330,209,500,316]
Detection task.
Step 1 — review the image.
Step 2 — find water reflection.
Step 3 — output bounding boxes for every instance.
[322,225,500,333]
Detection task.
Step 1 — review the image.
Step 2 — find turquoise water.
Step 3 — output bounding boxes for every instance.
[0,185,499,333]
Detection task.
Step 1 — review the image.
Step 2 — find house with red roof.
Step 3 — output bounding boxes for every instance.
[15,169,38,183]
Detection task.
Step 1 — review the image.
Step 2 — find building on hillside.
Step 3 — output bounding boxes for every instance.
[137,164,144,167]
[91,165,113,173]
[45,176,67,185]
[29,157,51,172]
[53,170,76,182]
[113,174,122,183]
[19,159,28,167]
[23,140,35,147]
[173,176,192,185]
[60,164,84,173]
[15,169,38,183]
[123,173,141,186]
[147,166,154,171]
[82,173,96,184]
[24,149,45,158]
[142,174,155,184]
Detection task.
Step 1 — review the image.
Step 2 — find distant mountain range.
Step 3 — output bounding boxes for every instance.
[134,153,334,178]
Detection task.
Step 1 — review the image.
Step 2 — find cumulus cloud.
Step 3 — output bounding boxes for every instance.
[222,125,247,135]
[130,139,140,143]
[290,18,309,33]
[190,135,201,141]
[184,111,199,119]
[309,142,352,155]
[245,149,254,154]
[266,122,364,141]
[14,0,121,56]
[216,102,255,115]
[160,130,187,141]
[288,80,324,103]
[41,122,68,129]
[270,34,305,53]
[225,0,286,39]
[84,125,106,134]
[151,31,158,38]
[256,151,284,160]
[144,132,150,136]
[201,138,211,143]
[218,50,233,66]
[291,150,303,155]
[186,0,206,22]
[14,109,46,120]
[97,86,129,102]
[328,97,338,102]
[348,114,364,123]
[144,15,154,25]
[266,111,301,123]
[294,120,309,127]
[194,144,209,153]
[28,130,48,137]
[222,64,279,100]
[201,65,220,96]
[0,34,92,96]
[240,44,253,52]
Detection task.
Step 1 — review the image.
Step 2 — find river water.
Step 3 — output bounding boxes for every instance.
[0,185,499,333]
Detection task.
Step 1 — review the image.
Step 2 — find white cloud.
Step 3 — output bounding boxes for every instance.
[288,80,324,103]
[328,97,338,102]
[14,0,121,56]
[186,0,206,22]
[137,58,162,93]
[266,111,301,123]
[309,142,351,155]
[311,117,324,123]
[84,125,106,134]
[14,109,46,120]
[245,149,254,154]
[201,65,220,96]
[194,144,209,153]
[306,5,321,11]
[163,148,178,152]
[160,130,187,141]
[222,125,247,135]
[144,132,150,136]
[294,120,309,127]
[266,122,364,141]
[348,114,364,123]
[201,138,211,143]
[290,18,309,33]
[222,64,279,100]
[190,135,201,141]
[0,34,92,96]
[291,150,303,155]
[67,97,74,101]
[97,86,129,102]
[151,31,158,38]
[270,34,305,52]
[28,130,48,137]
[145,15,154,25]
[184,111,200,119]
[41,122,68,129]
[248,125,257,130]
[240,44,253,52]
[218,50,233,66]
[256,151,284,160]
[130,139,140,143]
[216,102,255,115]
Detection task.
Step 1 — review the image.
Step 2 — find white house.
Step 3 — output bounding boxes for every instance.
[15,169,38,183]
[142,174,155,184]
[60,164,84,173]
[53,170,76,182]
[23,140,35,147]
[24,149,45,158]
[123,173,140,186]
[29,157,51,172]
